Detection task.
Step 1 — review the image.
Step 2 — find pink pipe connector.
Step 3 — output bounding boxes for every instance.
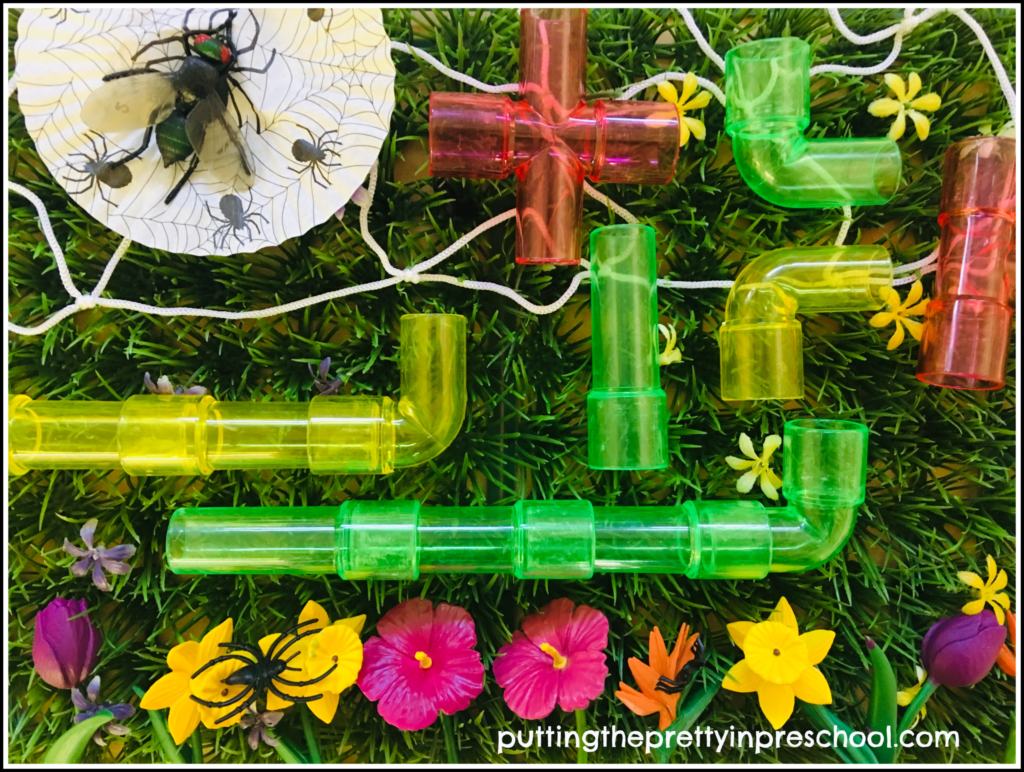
[428,9,679,265]
[917,136,1016,390]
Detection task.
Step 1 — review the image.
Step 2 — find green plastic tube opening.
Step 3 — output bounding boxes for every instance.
[587,224,668,470]
[725,37,902,208]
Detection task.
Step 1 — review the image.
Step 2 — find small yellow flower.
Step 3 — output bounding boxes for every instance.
[958,554,1011,625]
[657,73,711,147]
[896,666,928,729]
[726,433,783,500]
[869,280,930,350]
[658,323,682,366]
[722,598,835,730]
[868,72,942,141]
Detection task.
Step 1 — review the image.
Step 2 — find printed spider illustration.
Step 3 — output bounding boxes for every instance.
[204,192,269,250]
[190,618,336,724]
[81,9,277,204]
[306,8,336,33]
[64,133,134,206]
[289,126,344,189]
[654,637,707,695]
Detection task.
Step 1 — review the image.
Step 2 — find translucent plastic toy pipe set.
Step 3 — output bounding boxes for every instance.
[8,11,1016,583]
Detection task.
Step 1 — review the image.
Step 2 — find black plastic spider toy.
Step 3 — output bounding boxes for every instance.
[654,637,707,695]
[80,9,277,205]
[204,192,268,250]
[289,126,345,189]
[190,619,336,724]
[64,132,134,206]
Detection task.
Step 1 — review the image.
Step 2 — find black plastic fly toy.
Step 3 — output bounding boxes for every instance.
[654,637,707,695]
[80,9,276,205]
[189,619,336,724]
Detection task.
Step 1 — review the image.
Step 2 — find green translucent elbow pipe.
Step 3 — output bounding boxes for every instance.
[720,246,893,401]
[725,37,902,208]
[7,314,466,476]
[166,419,868,581]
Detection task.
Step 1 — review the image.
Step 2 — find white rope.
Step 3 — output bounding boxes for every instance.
[390,41,520,94]
[8,180,84,299]
[893,247,940,275]
[893,264,937,286]
[659,279,734,289]
[835,206,854,246]
[617,70,726,106]
[947,9,1018,124]
[677,8,725,72]
[582,182,639,225]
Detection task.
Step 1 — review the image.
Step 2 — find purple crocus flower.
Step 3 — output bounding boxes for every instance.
[309,357,342,395]
[239,703,284,749]
[63,519,136,592]
[72,675,135,746]
[32,598,101,690]
[143,372,207,396]
[922,610,1007,687]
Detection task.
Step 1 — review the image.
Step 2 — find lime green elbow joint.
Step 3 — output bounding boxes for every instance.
[7,313,466,476]
[725,37,902,208]
[720,246,893,401]
[166,419,868,581]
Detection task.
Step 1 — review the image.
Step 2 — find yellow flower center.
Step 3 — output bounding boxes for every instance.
[742,621,809,685]
[415,651,433,670]
[540,643,568,669]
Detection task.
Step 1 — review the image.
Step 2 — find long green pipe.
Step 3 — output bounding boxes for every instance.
[166,419,869,580]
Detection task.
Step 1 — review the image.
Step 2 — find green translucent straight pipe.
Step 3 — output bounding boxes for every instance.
[7,314,465,476]
[167,419,868,580]
[725,37,902,208]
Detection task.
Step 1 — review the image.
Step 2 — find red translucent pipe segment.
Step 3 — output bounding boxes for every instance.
[917,137,1016,390]
[426,8,679,265]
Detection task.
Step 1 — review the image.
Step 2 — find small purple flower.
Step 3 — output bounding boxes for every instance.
[143,372,207,396]
[922,610,1007,687]
[309,357,343,395]
[63,519,136,592]
[239,704,284,749]
[72,676,135,746]
[334,185,370,220]
[32,598,101,690]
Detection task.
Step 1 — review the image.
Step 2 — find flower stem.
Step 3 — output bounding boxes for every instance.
[190,729,203,764]
[439,712,458,764]
[892,677,940,762]
[575,709,587,764]
[300,705,322,764]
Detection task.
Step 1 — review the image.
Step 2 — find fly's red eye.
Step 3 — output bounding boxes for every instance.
[194,33,211,44]
[219,45,230,64]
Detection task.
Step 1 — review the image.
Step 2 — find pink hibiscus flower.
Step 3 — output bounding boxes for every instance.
[492,598,609,719]
[357,598,484,731]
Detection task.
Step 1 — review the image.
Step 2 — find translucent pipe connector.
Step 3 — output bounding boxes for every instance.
[917,136,1016,390]
[166,419,868,581]
[720,246,893,401]
[428,8,679,265]
[7,314,466,477]
[725,37,902,208]
[587,224,668,470]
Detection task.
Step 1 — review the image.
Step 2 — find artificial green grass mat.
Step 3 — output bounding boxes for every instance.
[7,7,1017,764]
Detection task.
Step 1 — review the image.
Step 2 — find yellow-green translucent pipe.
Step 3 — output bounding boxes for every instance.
[7,314,466,476]
[720,246,892,401]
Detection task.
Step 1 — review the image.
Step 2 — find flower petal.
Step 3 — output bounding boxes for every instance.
[736,469,759,494]
[800,629,835,665]
[727,621,756,652]
[431,647,486,715]
[430,602,477,651]
[961,598,987,616]
[722,659,762,693]
[738,433,758,460]
[81,520,98,550]
[92,562,112,592]
[909,92,941,112]
[167,695,201,746]
[765,468,783,490]
[86,674,101,703]
[334,614,367,636]
[682,90,712,111]
[868,97,903,118]
[100,544,136,562]
[905,72,923,102]
[989,601,1007,626]
[108,703,135,721]
[884,73,907,102]
[958,571,984,590]
[791,666,832,705]
[762,434,782,459]
[615,684,663,717]
[657,80,679,106]
[870,311,896,328]
[906,109,931,141]
[492,633,560,720]
[678,116,690,146]
[759,471,779,501]
[888,110,907,141]
[71,686,91,711]
[561,602,609,654]
[376,598,434,657]
[71,556,94,578]
[757,682,796,730]
[902,318,924,342]
[904,279,924,307]
[887,320,906,350]
[985,555,998,584]
[682,116,706,141]
[770,598,799,631]
[197,619,234,665]
[299,600,331,630]
[556,649,608,713]
[725,456,755,471]
[680,72,698,104]
[64,540,91,559]
[648,627,670,677]
[305,689,340,724]
[304,624,363,695]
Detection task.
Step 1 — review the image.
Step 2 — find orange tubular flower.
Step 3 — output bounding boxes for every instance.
[996,609,1016,677]
[615,623,700,730]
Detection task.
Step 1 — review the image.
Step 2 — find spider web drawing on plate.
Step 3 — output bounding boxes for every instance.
[16,7,395,257]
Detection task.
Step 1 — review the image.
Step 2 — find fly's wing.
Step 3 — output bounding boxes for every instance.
[80,72,176,134]
[184,94,256,192]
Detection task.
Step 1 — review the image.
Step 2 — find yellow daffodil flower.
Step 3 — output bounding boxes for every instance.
[896,666,928,728]
[958,554,1011,625]
[868,72,942,141]
[263,600,365,724]
[722,598,835,730]
[657,73,711,147]
[191,659,250,730]
[139,618,237,744]
[726,433,783,500]
[658,323,682,366]
[869,279,930,350]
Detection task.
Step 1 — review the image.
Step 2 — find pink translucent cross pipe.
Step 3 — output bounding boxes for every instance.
[428,8,680,265]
